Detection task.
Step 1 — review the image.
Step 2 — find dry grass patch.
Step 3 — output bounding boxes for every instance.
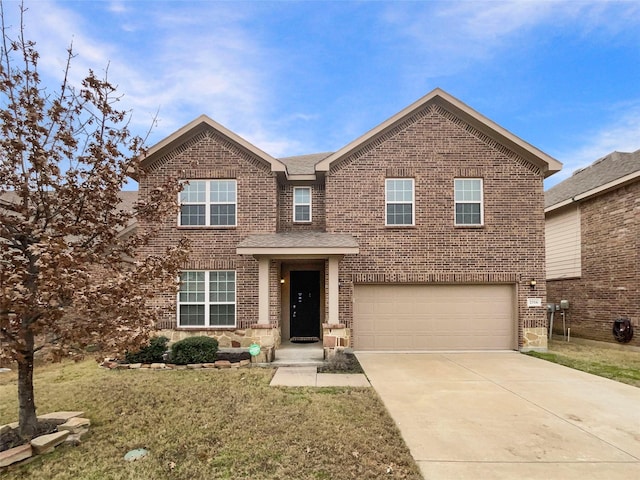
[0,360,421,479]
[527,340,640,387]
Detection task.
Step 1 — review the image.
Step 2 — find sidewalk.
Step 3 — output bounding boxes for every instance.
[269,366,370,387]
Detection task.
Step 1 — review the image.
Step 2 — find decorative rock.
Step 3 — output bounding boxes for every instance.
[150,363,165,370]
[215,360,231,368]
[239,359,251,367]
[58,417,90,434]
[0,424,10,435]
[203,363,216,368]
[31,430,69,455]
[140,364,151,369]
[231,340,241,348]
[129,363,142,369]
[38,411,84,423]
[0,368,11,373]
[0,443,32,467]
[64,427,89,446]
[187,364,202,369]
[124,448,149,461]
[175,365,187,370]
[115,364,130,370]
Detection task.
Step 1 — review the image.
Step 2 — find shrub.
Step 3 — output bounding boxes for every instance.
[124,336,169,364]
[169,336,218,365]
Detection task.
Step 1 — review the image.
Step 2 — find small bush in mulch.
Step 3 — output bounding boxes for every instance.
[318,351,364,374]
[0,420,59,453]
[169,336,219,365]
[124,336,169,364]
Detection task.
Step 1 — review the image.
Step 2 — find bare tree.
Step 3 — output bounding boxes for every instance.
[0,2,188,439]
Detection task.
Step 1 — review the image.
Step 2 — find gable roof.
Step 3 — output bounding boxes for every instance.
[315,88,562,178]
[138,115,287,178]
[545,149,640,212]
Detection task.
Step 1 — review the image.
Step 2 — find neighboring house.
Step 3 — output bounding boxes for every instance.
[545,150,640,346]
[137,88,561,359]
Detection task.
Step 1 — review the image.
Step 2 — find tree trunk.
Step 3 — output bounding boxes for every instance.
[17,329,38,440]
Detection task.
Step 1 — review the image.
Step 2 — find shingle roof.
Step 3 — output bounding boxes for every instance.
[545,150,640,208]
[278,152,333,175]
[237,231,358,249]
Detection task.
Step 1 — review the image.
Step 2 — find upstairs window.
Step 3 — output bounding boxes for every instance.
[385,178,414,226]
[293,187,312,222]
[454,178,483,226]
[179,180,236,227]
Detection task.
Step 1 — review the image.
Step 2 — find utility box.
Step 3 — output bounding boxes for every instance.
[560,300,569,310]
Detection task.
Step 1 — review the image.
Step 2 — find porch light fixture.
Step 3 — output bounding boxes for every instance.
[529,279,537,289]
[280,278,285,284]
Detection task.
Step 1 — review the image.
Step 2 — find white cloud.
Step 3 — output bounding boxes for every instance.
[4,0,301,155]
[381,1,640,79]
[547,102,640,186]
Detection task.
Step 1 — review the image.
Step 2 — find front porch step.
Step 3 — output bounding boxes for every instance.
[272,342,324,367]
[270,360,326,367]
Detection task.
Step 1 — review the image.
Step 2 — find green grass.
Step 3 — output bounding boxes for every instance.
[0,360,421,479]
[526,340,640,387]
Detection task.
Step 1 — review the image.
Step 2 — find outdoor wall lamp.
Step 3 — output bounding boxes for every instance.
[529,279,537,289]
[280,278,285,284]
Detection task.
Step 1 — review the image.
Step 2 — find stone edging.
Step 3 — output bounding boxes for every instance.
[100,359,252,370]
[0,412,90,469]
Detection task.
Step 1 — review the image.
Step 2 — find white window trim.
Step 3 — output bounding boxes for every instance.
[293,186,312,223]
[178,179,237,228]
[177,270,237,328]
[385,178,415,226]
[454,178,484,226]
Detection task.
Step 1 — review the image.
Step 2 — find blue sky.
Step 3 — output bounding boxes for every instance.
[3,0,640,188]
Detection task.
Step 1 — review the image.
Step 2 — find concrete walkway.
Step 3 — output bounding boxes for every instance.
[269,366,370,387]
[356,352,640,480]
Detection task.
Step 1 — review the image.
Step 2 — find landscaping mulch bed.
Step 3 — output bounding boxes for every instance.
[318,352,364,374]
[215,351,251,363]
[0,420,58,453]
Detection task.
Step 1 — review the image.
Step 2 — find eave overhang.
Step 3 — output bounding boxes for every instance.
[134,115,287,181]
[545,169,640,213]
[236,232,359,257]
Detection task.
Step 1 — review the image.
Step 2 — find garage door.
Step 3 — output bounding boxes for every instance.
[353,284,515,351]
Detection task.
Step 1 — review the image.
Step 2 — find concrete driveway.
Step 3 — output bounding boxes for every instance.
[356,352,640,480]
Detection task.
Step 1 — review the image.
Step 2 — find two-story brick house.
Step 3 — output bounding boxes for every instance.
[137,88,561,359]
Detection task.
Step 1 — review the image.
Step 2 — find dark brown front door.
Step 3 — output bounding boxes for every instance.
[290,271,321,339]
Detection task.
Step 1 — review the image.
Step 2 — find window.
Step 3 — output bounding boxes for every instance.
[179,180,236,227]
[293,187,312,222]
[178,271,236,327]
[454,178,483,226]
[385,178,414,226]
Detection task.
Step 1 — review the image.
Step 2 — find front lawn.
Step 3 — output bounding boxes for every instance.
[0,360,421,479]
[526,340,640,387]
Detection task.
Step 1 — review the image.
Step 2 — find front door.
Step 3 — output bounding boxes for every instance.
[290,270,321,340]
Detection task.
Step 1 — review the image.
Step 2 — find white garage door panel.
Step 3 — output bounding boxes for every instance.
[354,284,515,351]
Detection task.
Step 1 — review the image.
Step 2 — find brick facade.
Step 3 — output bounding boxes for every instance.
[326,105,548,348]
[277,183,326,232]
[138,92,555,353]
[139,129,279,329]
[547,180,640,346]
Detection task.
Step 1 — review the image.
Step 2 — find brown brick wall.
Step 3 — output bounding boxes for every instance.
[139,129,279,329]
[326,105,548,348]
[277,183,326,231]
[547,180,640,346]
